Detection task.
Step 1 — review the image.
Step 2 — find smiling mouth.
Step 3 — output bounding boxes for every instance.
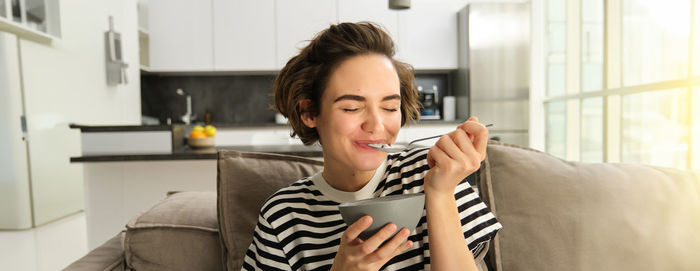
[357,141,389,150]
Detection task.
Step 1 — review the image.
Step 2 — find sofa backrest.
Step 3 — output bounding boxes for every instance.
[479,141,700,271]
[217,151,324,271]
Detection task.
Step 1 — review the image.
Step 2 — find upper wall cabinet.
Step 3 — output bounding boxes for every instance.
[275,0,338,69]
[396,1,458,69]
[213,0,276,71]
[148,0,213,71]
[145,0,458,72]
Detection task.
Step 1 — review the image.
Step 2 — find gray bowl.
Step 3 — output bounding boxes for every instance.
[338,193,425,240]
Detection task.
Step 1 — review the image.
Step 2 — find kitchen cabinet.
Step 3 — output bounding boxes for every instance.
[145,0,458,71]
[148,0,213,71]
[0,33,33,230]
[397,0,458,69]
[275,0,338,69]
[213,0,276,71]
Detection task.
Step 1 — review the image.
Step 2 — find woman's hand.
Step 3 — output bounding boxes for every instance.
[330,215,413,271]
[424,117,488,196]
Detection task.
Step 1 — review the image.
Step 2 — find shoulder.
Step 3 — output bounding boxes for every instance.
[258,177,321,218]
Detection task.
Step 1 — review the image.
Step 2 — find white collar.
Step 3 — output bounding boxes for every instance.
[311,159,387,203]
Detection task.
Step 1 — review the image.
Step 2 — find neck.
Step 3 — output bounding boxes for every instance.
[321,159,377,192]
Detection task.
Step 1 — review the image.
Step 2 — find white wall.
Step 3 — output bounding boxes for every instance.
[15,0,141,226]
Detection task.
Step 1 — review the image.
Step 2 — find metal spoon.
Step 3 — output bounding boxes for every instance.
[368,124,493,153]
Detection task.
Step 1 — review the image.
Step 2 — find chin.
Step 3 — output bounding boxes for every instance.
[351,152,386,171]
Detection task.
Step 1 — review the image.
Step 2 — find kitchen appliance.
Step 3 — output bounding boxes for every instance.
[105,16,128,85]
[454,3,530,146]
[418,85,441,119]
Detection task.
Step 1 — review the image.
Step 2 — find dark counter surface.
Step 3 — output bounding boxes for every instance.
[69,124,173,132]
[71,144,323,162]
[70,123,289,132]
[70,119,463,133]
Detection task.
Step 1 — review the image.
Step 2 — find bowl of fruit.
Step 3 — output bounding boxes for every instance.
[187,125,217,148]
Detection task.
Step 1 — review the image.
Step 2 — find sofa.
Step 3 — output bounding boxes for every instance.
[65,141,700,271]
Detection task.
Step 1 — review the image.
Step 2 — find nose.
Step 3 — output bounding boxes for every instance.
[361,107,385,134]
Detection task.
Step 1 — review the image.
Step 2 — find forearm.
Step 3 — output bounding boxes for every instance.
[425,192,477,271]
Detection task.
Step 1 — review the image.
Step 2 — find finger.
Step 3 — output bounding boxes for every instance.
[428,141,452,169]
[366,228,411,262]
[426,151,435,168]
[360,223,398,255]
[342,216,373,242]
[459,121,489,160]
[437,133,467,163]
[391,239,414,258]
[449,130,475,157]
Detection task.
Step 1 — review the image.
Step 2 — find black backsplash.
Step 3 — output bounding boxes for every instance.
[141,74,277,125]
[140,72,451,125]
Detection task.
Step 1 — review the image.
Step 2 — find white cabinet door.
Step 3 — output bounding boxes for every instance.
[0,33,33,230]
[148,0,213,71]
[275,0,338,69]
[213,0,276,71]
[397,0,458,69]
[337,0,399,51]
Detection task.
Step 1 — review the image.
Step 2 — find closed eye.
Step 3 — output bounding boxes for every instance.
[343,108,359,112]
[384,108,398,112]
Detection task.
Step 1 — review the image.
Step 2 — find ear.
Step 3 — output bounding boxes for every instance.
[298,99,317,128]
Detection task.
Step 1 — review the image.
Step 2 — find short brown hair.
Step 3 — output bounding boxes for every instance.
[274,22,420,145]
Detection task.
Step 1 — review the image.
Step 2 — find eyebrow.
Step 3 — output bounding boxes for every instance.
[333,94,401,103]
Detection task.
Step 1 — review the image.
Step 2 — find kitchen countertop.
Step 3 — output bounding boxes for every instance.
[70,119,465,132]
[69,123,289,132]
[70,144,323,162]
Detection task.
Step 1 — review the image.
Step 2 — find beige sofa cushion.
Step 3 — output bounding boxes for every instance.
[481,142,700,271]
[124,191,222,271]
[217,151,324,271]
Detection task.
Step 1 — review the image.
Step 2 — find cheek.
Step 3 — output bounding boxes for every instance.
[321,112,358,138]
[388,113,402,133]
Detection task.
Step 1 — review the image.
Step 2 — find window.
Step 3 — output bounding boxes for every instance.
[0,0,60,42]
[542,0,698,170]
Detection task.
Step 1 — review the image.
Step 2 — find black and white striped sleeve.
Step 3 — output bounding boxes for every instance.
[242,214,292,271]
[454,180,502,253]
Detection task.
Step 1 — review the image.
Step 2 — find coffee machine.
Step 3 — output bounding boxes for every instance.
[418,85,441,119]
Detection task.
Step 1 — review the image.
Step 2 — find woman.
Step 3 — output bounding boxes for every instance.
[243,22,501,271]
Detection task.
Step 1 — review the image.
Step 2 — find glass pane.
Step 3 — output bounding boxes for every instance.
[694,1,700,76]
[622,0,690,86]
[25,0,46,32]
[546,101,567,158]
[581,97,604,162]
[693,87,700,170]
[11,0,20,23]
[622,89,690,169]
[546,0,567,97]
[547,62,566,96]
[548,0,566,22]
[581,0,604,92]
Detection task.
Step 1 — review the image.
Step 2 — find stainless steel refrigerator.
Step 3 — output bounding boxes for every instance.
[454,3,530,147]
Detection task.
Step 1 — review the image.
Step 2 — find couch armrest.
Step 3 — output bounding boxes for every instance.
[64,231,125,271]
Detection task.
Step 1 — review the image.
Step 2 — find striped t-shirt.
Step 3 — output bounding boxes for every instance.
[243,148,502,271]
